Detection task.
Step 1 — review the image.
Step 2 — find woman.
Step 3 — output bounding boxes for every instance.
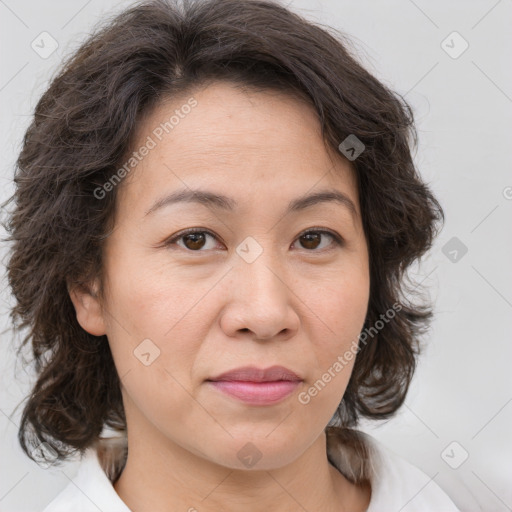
[3,0,460,510]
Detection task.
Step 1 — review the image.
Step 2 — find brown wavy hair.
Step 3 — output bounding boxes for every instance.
[2,0,443,473]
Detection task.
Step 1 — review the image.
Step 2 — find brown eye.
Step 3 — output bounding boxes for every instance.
[293,229,342,251]
[300,232,322,250]
[182,232,207,250]
[164,228,342,253]
[165,229,220,251]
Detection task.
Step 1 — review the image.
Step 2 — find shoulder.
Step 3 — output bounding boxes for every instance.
[41,449,130,512]
[361,432,461,512]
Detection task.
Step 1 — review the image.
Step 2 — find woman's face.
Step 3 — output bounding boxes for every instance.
[73,81,370,470]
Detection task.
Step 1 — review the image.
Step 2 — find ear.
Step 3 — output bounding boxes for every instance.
[67,279,107,336]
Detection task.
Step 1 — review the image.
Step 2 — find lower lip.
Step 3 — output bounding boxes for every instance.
[207,380,301,405]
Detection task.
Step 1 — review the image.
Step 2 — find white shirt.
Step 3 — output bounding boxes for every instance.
[42,432,460,512]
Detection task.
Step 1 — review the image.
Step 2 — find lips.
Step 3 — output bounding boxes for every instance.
[207,365,302,383]
[206,365,303,405]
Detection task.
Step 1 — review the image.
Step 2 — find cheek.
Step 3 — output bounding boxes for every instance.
[300,286,367,416]
[312,274,369,347]
[101,262,201,390]
[305,286,368,411]
[103,245,197,334]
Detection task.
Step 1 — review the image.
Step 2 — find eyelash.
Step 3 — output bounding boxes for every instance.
[163,227,344,252]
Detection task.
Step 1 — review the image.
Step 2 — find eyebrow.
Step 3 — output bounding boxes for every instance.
[144,187,357,219]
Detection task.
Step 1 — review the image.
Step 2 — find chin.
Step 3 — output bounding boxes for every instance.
[204,433,305,471]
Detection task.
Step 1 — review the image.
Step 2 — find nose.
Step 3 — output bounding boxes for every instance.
[219,256,300,342]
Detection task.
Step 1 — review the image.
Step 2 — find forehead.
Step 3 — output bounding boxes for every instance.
[117,81,359,216]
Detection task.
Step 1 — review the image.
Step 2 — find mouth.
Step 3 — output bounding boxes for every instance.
[206,365,303,405]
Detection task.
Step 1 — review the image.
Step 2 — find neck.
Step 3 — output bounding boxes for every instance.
[112,424,370,512]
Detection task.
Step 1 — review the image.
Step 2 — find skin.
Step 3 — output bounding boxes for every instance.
[69,81,371,512]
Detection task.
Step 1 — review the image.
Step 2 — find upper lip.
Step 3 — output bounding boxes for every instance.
[207,365,302,382]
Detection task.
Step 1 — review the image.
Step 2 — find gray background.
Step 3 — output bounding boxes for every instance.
[1,1,511,511]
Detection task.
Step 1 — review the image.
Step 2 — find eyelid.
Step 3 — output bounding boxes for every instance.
[295,226,342,241]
